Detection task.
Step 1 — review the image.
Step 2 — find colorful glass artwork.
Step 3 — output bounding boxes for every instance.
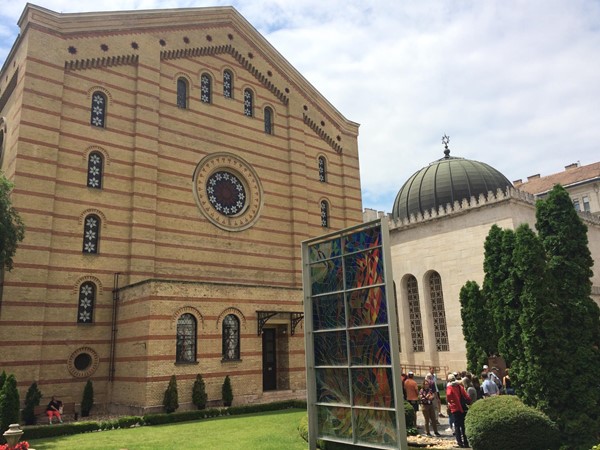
[344,247,384,290]
[317,406,353,441]
[347,286,388,327]
[349,327,391,366]
[314,331,347,366]
[351,367,394,408]
[310,257,343,295]
[309,238,341,262]
[316,368,350,404]
[312,293,345,330]
[353,409,398,446]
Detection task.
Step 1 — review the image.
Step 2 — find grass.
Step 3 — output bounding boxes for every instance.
[29,409,308,450]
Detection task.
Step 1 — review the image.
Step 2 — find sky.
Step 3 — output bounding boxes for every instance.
[2,0,600,213]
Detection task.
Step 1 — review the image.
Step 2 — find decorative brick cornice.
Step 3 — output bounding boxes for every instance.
[303,114,343,154]
[161,44,289,106]
[65,54,139,71]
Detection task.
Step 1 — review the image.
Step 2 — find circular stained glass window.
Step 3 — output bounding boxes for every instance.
[74,353,92,371]
[206,171,246,216]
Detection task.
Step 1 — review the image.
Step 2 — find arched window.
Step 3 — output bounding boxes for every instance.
[90,91,106,128]
[320,200,329,228]
[318,156,327,182]
[176,313,197,363]
[201,73,211,104]
[176,77,188,108]
[77,281,96,323]
[406,275,424,352]
[429,272,449,351]
[264,107,273,135]
[87,151,103,189]
[222,314,240,361]
[82,214,100,254]
[223,70,233,98]
[243,89,253,117]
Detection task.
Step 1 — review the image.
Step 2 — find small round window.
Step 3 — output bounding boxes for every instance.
[68,347,99,378]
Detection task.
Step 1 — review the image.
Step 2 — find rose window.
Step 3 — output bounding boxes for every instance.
[206,171,246,216]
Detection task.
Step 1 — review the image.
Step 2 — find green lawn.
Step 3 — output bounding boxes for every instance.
[29,409,308,450]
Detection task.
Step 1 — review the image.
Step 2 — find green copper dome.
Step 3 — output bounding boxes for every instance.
[392,150,512,221]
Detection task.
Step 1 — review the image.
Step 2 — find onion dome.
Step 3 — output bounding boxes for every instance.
[392,143,512,221]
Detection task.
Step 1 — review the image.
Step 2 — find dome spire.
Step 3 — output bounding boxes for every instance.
[442,134,450,158]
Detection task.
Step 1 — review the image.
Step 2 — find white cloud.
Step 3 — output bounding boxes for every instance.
[1,0,600,213]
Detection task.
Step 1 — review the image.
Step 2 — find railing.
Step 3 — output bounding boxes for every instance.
[400,364,449,378]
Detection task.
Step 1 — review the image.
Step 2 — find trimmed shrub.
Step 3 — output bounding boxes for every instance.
[465,395,560,450]
[81,380,94,417]
[192,374,207,410]
[0,374,21,438]
[22,382,43,425]
[222,375,233,407]
[117,416,142,428]
[403,400,416,428]
[22,421,100,440]
[163,375,179,413]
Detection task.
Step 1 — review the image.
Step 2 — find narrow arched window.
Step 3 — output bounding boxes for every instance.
[82,214,100,254]
[406,275,424,352]
[176,77,188,108]
[318,156,327,182]
[223,70,233,98]
[176,313,197,363]
[87,151,103,189]
[243,89,253,117]
[320,200,329,228]
[264,107,273,135]
[77,281,96,324]
[222,314,240,361]
[429,271,449,351]
[90,91,106,128]
[201,73,211,104]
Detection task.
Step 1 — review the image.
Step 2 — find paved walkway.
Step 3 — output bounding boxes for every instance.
[407,411,472,449]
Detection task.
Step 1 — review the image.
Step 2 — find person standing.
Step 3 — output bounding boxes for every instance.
[428,366,444,418]
[481,372,500,397]
[419,379,441,436]
[46,396,63,424]
[404,371,420,413]
[462,373,478,402]
[446,374,471,448]
[503,369,515,395]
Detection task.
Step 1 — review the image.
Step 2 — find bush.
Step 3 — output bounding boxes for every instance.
[192,374,207,410]
[22,421,100,440]
[0,374,21,439]
[117,416,142,428]
[22,382,42,425]
[403,400,416,428]
[163,375,179,413]
[465,395,560,450]
[222,376,233,407]
[81,380,94,417]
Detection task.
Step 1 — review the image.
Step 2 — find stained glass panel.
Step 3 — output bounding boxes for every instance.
[349,327,391,366]
[317,406,353,441]
[310,257,343,295]
[344,227,382,254]
[309,238,341,262]
[344,248,384,290]
[351,368,394,408]
[353,409,397,446]
[316,368,350,404]
[348,286,387,327]
[313,293,345,330]
[314,331,347,366]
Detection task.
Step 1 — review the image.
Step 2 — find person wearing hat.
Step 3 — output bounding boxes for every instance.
[446,373,471,448]
[404,371,420,412]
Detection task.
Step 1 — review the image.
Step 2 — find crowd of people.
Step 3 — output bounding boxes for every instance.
[402,365,513,449]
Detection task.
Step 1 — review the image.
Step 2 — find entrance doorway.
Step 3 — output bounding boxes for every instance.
[262,328,277,391]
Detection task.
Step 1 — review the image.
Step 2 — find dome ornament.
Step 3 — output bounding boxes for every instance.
[442,134,450,158]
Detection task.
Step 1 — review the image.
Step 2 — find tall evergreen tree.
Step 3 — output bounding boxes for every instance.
[0,174,25,271]
[480,224,504,357]
[81,380,94,417]
[0,374,20,435]
[163,375,179,413]
[22,381,43,425]
[534,185,600,448]
[459,281,487,373]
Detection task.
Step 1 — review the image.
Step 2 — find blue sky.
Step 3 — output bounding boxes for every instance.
[2,0,600,212]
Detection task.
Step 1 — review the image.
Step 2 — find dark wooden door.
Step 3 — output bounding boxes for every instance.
[262,328,277,391]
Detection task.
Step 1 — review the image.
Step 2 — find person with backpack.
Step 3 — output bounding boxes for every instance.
[446,374,471,448]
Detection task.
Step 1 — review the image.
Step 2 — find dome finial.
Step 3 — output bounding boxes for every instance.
[442,134,450,158]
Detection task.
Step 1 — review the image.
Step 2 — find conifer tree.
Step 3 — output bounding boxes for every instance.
[163,375,179,413]
[81,380,94,417]
[0,371,6,392]
[192,374,207,410]
[222,375,233,407]
[22,381,43,425]
[459,281,487,373]
[0,174,25,271]
[0,374,20,435]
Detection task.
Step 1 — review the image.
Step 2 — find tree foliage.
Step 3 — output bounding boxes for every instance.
[81,380,94,417]
[163,375,179,413]
[459,280,487,373]
[0,174,25,271]
[460,185,600,449]
[22,381,43,425]
[192,374,207,410]
[0,374,21,436]
[222,375,233,407]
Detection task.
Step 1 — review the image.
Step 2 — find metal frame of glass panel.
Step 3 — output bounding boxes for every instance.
[302,219,407,450]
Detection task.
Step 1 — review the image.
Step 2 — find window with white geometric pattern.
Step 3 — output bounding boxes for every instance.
[223,70,233,99]
[243,89,253,117]
[77,281,95,324]
[87,152,103,189]
[429,271,449,351]
[201,73,211,104]
[90,91,106,128]
[82,214,100,254]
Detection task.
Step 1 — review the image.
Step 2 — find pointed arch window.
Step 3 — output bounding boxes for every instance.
[406,275,424,352]
[82,214,100,254]
[429,272,449,351]
[90,91,106,128]
[318,156,327,182]
[264,107,273,134]
[176,77,188,108]
[77,281,96,324]
[320,200,329,228]
[176,313,197,363]
[243,89,253,117]
[222,314,240,361]
[223,70,233,98]
[87,152,103,189]
[201,73,211,104]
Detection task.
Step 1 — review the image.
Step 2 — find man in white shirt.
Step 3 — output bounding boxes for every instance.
[481,372,499,397]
